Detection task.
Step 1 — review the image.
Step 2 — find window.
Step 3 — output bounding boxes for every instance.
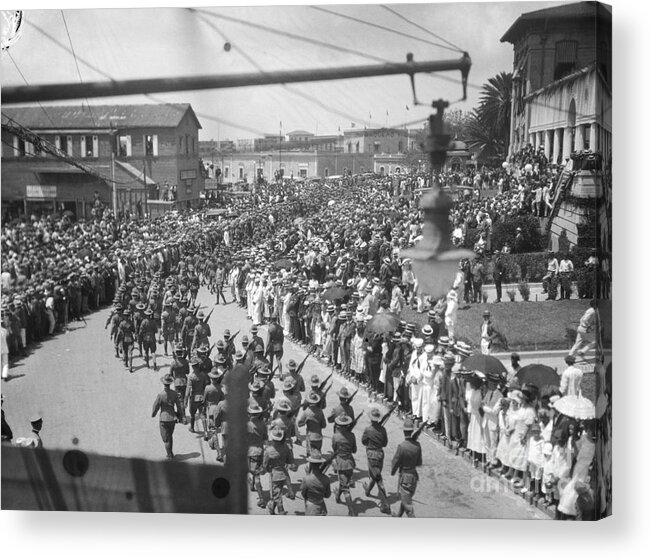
[554,40,577,80]
[144,134,158,157]
[224,166,229,179]
[55,135,73,156]
[186,135,190,155]
[81,135,99,158]
[347,142,352,153]
[179,136,184,153]
[299,168,307,178]
[374,143,380,153]
[118,135,132,157]
[395,167,401,174]
[238,166,244,180]
[355,141,360,153]
[13,136,25,156]
[379,166,385,175]
[398,141,404,152]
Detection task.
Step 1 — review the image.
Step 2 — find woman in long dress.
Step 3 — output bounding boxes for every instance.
[497,392,519,475]
[506,391,536,486]
[420,345,437,425]
[557,422,596,519]
[465,372,486,464]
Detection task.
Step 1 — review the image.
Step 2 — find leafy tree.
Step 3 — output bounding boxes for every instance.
[465,72,512,161]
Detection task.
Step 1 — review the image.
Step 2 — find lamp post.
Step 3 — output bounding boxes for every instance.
[401,100,474,300]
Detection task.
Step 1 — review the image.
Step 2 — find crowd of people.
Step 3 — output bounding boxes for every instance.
[0,166,608,519]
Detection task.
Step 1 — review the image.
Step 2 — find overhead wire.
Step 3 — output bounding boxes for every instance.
[60,10,98,129]
[4,50,57,129]
[380,4,466,53]
[310,6,462,53]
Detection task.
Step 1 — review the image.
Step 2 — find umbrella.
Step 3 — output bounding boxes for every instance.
[322,285,352,302]
[363,312,400,339]
[272,258,293,270]
[515,364,560,390]
[63,210,75,218]
[462,354,508,377]
[552,395,595,420]
[293,217,305,226]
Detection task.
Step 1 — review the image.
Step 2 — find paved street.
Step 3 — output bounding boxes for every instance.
[2,287,547,519]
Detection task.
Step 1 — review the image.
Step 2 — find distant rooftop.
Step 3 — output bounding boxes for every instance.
[501,1,612,43]
[1,103,201,130]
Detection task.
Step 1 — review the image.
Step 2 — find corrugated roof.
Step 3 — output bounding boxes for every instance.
[1,103,201,130]
[501,1,612,43]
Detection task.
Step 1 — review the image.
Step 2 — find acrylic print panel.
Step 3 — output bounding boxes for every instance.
[0,1,611,519]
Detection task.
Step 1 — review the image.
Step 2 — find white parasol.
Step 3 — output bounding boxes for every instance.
[552,395,596,420]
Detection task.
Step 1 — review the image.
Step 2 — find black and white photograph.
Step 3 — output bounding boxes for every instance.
[1,1,612,521]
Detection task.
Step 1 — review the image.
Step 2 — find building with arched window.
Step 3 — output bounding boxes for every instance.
[501,2,611,163]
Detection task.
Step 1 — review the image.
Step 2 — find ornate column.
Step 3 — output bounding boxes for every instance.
[589,122,599,152]
[575,125,585,152]
[553,128,563,163]
[544,130,553,160]
[562,127,573,160]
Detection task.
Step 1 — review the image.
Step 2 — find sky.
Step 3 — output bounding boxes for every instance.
[2,1,568,141]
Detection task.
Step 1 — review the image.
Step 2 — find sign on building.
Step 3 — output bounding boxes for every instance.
[26,185,57,199]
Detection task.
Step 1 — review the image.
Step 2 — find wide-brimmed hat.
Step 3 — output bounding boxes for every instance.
[161,374,173,385]
[257,366,272,377]
[336,387,352,399]
[247,403,263,415]
[208,367,225,380]
[287,359,298,371]
[248,380,264,392]
[234,350,245,361]
[282,377,297,391]
[368,407,382,421]
[306,449,327,464]
[190,355,202,366]
[437,336,450,346]
[454,341,472,357]
[335,414,353,426]
[275,399,292,413]
[403,418,414,432]
[269,427,285,441]
[421,325,433,337]
[507,389,524,404]
[306,392,321,405]
[310,374,320,387]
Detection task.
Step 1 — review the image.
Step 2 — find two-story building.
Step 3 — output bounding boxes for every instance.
[501,1,612,162]
[1,103,204,219]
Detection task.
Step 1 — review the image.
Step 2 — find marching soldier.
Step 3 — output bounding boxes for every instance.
[139,308,159,370]
[248,379,271,422]
[332,414,358,516]
[361,407,391,514]
[263,426,296,515]
[281,377,302,446]
[247,402,268,509]
[198,344,214,376]
[181,305,198,354]
[300,449,331,516]
[282,359,306,394]
[212,386,228,462]
[256,366,276,402]
[170,344,189,401]
[106,302,123,358]
[151,374,185,460]
[192,310,212,353]
[185,357,207,434]
[327,387,355,424]
[161,306,176,355]
[248,325,264,355]
[265,314,284,377]
[204,366,225,440]
[133,302,146,356]
[117,309,136,372]
[297,391,326,453]
[391,418,423,517]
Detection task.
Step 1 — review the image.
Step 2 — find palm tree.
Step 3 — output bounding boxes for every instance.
[465,71,512,161]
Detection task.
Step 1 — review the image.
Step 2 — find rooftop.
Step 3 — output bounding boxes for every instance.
[1,103,201,130]
[501,1,612,44]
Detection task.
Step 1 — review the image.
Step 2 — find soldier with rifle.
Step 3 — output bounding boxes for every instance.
[327,386,357,425]
[361,405,397,515]
[263,426,296,515]
[282,357,308,394]
[223,328,240,368]
[255,366,276,402]
[308,374,328,410]
[139,308,159,370]
[265,313,285,376]
[247,402,268,509]
[297,391,326,453]
[331,413,360,516]
[192,309,213,353]
[281,377,302,446]
[391,418,425,517]
[181,304,198,354]
[248,379,271,422]
[300,449,332,516]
